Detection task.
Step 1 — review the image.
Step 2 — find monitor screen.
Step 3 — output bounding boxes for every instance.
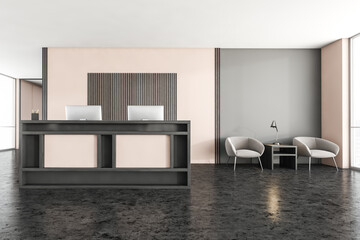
[127,105,164,121]
[65,105,102,120]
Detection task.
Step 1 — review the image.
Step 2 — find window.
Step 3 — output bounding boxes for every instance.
[351,35,360,168]
[0,74,15,150]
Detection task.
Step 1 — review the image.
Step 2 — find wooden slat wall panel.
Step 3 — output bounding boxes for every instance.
[88,73,177,120]
[215,48,220,164]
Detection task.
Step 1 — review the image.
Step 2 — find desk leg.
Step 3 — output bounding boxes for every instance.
[261,146,273,170]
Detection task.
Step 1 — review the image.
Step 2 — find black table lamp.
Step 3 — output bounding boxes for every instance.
[270,120,280,145]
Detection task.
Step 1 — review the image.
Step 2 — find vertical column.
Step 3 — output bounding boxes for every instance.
[321,39,350,169]
[215,48,220,164]
[112,135,116,168]
[42,48,48,120]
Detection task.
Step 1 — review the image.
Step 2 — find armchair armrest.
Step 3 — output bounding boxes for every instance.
[293,138,312,157]
[316,138,339,156]
[248,138,265,156]
[226,138,237,156]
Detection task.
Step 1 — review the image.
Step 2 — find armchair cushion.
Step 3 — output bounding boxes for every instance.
[310,150,336,158]
[236,149,261,158]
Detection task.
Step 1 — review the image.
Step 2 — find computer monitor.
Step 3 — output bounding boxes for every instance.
[65,105,102,120]
[127,105,164,121]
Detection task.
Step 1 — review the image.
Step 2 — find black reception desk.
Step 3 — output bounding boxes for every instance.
[20,120,190,189]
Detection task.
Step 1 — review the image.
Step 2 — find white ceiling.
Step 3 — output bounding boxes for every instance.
[1,0,360,78]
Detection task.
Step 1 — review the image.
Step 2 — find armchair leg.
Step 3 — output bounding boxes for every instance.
[227,156,230,165]
[332,157,339,171]
[257,157,263,171]
[234,157,237,171]
[309,157,311,171]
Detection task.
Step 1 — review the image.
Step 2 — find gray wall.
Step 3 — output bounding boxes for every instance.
[220,49,321,163]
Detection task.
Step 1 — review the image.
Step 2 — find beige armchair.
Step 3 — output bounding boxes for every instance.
[225,137,265,171]
[293,137,339,171]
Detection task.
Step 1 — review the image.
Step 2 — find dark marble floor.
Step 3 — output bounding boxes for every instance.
[1,150,360,239]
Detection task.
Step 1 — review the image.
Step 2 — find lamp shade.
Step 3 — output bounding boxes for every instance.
[270,120,278,131]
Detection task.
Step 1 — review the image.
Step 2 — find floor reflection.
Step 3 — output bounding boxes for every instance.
[267,184,280,222]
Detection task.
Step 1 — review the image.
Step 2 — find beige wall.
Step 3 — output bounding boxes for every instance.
[44,135,97,167]
[321,39,350,169]
[47,48,215,164]
[116,135,170,168]
[21,80,42,120]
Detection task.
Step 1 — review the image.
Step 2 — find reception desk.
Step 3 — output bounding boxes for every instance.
[20,120,190,189]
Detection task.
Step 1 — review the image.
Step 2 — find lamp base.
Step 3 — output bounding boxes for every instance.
[273,142,281,145]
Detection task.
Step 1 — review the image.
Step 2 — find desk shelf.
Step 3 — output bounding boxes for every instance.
[20,185,190,189]
[22,168,189,172]
[261,144,297,170]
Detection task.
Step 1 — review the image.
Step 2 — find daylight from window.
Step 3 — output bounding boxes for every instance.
[0,75,15,150]
[351,35,360,168]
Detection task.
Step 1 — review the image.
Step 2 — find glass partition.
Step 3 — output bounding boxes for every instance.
[351,34,360,168]
[0,75,15,150]
[20,79,42,120]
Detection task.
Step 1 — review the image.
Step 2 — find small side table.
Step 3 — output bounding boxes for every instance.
[261,144,297,170]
